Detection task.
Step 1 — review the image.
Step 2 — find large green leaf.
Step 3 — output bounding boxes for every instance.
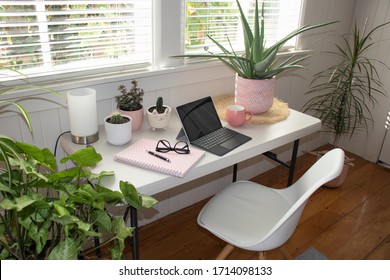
[60,147,102,168]
[109,217,134,260]
[140,195,159,209]
[119,181,142,209]
[16,142,57,171]
[48,238,79,260]
[91,209,112,233]
[0,196,35,211]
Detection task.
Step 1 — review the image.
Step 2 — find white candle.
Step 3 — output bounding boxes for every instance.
[67,88,99,144]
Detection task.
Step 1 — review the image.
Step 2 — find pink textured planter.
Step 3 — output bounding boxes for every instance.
[234,74,275,115]
[118,107,144,131]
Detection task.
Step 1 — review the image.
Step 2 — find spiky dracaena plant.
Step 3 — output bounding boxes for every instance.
[173,0,336,79]
[303,20,390,146]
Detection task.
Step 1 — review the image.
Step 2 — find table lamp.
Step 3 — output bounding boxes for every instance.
[67,88,99,144]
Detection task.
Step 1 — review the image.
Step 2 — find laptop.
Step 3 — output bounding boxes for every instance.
[176,96,252,156]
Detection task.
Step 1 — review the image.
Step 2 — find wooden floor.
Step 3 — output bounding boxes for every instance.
[117,145,390,260]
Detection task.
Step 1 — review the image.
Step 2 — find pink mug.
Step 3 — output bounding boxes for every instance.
[225,104,252,127]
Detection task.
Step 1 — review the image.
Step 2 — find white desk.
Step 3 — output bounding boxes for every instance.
[61,109,320,195]
[60,108,321,259]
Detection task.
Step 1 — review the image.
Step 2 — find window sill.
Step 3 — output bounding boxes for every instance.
[1,49,311,99]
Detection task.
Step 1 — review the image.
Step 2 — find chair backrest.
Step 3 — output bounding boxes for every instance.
[256,148,345,250]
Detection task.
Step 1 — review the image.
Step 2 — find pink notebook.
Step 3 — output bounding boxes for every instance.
[113,138,205,178]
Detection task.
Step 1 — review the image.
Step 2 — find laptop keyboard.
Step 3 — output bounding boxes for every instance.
[192,128,238,149]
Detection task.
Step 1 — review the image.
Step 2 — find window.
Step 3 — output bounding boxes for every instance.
[0,0,304,82]
[185,0,302,54]
[0,0,152,79]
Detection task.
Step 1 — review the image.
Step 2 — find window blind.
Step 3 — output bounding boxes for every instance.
[185,0,302,54]
[0,0,152,78]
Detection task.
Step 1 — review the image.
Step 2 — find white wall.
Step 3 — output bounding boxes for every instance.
[0,0,358,225]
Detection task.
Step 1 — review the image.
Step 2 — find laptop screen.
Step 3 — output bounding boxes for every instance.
[176,96,223,142]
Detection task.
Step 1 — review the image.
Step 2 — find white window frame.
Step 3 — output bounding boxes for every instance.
[1,0,307,88]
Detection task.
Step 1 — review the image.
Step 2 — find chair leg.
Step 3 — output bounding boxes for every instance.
[216,244,235,260]
[258,251,266,260]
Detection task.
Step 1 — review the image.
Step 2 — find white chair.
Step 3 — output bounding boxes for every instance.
[197,148,345,259]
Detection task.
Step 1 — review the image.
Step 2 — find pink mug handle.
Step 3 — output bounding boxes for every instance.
[245,109,252,123]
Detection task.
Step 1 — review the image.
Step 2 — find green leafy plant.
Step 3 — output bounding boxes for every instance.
[116,79,144,111]
[0,138,157,260]
[302,20,390,146]
[173,0,336,79]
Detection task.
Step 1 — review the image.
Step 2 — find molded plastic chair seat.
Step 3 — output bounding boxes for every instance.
[198,148,345,259]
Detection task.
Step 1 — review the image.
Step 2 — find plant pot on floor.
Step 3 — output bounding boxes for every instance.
[234,74,275,115]
[104,114,132,145]
[324,163,349,187]
[147,105,171,131]
[307,149,354,187]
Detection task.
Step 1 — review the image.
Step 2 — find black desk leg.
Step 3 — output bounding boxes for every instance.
[233,163,238,183]
[124,206,139,260]
[130,206,139,260]
[288,139,300,186]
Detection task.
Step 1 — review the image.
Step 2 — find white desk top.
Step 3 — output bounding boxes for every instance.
[60,109,321,196]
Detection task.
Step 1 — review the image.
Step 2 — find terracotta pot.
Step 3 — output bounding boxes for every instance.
[234,74,275,115]
[146,106,172,131]
[324,163,349,187]
[118,107,144,131]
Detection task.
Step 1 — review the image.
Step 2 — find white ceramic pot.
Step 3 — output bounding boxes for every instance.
[104,115,132,145]
[146,106,171,131]
[234,74,275,115]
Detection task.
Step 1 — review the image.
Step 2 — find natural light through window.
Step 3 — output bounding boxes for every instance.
[0,0,152,79]
[185,0,302,54]
[0,0,303,82]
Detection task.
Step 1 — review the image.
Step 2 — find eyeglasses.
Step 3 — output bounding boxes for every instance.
[155,140,190,154]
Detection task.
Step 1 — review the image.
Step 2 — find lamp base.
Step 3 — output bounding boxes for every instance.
[71,132,99,145]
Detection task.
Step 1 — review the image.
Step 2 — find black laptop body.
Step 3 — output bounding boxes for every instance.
[176,96,252,156]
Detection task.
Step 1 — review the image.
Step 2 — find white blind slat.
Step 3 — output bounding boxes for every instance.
[0,0,152,77]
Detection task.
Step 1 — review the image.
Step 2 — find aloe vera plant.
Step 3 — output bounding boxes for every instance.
[174,0,335,79]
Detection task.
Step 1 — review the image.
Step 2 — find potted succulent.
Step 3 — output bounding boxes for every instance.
[302,20,390,187]
[146,96,172,131]
[104,111,132,145]
[173,0,335,114]
[0,137,158,260]
[115,79,144,131]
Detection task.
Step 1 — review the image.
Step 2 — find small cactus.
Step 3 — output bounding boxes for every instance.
[108,111,127,124]
[156,96,164,113]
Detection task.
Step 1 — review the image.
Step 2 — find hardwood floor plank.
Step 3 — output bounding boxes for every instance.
[366,235,390,259]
